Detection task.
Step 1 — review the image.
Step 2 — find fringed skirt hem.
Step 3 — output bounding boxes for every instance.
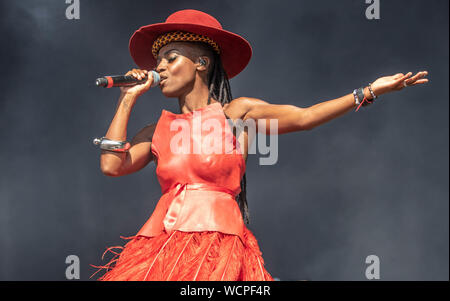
[91,227,273,281]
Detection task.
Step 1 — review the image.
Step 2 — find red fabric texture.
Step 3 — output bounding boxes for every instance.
[91,227,273,281]
[135,102,247,243]
[92,102,273,281]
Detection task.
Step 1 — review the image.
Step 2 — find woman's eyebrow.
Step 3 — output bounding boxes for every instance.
[157,48,178,60]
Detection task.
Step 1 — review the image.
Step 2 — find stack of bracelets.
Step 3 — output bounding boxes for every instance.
[353,82,378,112]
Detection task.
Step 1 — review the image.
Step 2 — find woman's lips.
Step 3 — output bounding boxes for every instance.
[160,78,167,86]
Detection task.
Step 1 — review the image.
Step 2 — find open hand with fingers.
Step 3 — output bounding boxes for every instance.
[370,71,429,97]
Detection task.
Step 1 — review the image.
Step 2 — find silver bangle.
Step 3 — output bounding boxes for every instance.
[353,89,360,105]
[93,137,130,152]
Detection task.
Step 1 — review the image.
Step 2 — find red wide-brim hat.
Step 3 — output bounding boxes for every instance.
[129,9,252,79]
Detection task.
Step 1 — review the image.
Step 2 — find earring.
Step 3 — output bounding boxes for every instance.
[199,58,206,66]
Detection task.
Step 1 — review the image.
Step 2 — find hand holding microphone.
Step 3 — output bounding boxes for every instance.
[96,69,160,97]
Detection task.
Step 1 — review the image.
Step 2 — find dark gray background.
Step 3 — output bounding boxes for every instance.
[0,0,448,281]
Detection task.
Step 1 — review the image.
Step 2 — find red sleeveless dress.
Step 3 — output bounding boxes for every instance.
[91,102,273,281]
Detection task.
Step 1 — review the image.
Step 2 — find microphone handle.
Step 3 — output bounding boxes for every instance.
[95,75,146,88]
[113,75,147,87]
[95,71,160,88]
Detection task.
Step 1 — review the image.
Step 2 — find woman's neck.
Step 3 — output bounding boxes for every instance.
[177,77,218,114]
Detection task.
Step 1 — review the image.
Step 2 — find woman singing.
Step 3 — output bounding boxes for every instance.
[91,9,428,281]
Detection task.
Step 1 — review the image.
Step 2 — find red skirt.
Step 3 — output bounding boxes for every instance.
[91,226,274,281]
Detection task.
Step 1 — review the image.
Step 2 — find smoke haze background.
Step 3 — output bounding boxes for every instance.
[0,0,448,280]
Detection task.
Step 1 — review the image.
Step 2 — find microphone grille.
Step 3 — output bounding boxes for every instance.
[151,71,160,87]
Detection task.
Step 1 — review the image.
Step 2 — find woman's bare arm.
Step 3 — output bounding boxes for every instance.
[241,71,429,134]
[101,122,156,177]
[100,68,157,176]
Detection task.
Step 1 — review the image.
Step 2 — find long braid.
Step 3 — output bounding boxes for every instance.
[203,48,250,225]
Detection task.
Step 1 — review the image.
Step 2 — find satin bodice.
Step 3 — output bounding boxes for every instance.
[136,102,246,244]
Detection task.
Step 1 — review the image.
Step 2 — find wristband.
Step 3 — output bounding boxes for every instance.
[368,83,377,100]
[356,87,365,105]
[353,89,360,105]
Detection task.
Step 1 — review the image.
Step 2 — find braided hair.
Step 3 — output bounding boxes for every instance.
[192,42,250,225]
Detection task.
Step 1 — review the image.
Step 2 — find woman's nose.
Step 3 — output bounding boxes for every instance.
[156,61,166,73]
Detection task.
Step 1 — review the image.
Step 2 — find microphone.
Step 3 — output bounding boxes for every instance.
[95,70,160,88]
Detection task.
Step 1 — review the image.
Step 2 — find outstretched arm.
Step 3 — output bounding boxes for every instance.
[242,71,429,134]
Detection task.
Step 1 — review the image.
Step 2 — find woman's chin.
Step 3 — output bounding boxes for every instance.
[161,88,178,98]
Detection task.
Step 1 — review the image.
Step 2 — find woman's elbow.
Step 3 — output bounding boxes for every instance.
[101,166,117,177]
[293,107,313,132]
[100,162,122,177]
[100,152,126,176]
[296,108,314,131]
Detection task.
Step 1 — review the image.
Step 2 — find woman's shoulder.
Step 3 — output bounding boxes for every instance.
[223,97,269,121]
